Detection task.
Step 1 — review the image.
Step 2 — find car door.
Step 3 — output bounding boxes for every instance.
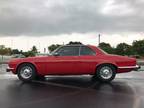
[46,46,80,75]
[76,46,97,74]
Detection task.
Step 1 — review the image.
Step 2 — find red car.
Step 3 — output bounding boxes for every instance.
[7,45,140,82]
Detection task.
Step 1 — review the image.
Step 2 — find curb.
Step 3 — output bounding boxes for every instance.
[0,62,8,64]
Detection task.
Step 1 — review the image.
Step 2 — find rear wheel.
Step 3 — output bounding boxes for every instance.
[95,65,116,83]
[17,64,37,82]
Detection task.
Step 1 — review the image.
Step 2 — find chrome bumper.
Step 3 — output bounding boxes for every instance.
[134,65,141,71]
[6,67,14,72]
[118,65,141,71]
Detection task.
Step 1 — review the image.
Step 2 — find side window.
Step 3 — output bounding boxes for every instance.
[80,46,96,56]
[56,46,80,56]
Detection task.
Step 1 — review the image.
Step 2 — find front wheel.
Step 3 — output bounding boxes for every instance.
[95,65,116,83]
[17,64,37,82]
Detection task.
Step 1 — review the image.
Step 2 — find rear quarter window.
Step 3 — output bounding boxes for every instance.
[80,46,96,55]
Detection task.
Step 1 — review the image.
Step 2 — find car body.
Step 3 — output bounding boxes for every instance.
[7,45,140,82]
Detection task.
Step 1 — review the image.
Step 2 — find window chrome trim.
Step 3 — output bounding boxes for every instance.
[53,45,81,56]
[51,45,96,56]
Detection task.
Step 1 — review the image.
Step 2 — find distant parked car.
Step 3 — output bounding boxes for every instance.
[12,54,25,58]
[36,53,49,56]
[7,45,140,82]
[129,55,140,59]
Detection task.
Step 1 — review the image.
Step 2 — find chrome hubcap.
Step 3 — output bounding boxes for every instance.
[100,66,113,79]
[20,66,32,79]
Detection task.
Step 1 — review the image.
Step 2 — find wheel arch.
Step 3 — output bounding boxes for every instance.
[16,62,38,74]
[95,63,118,73]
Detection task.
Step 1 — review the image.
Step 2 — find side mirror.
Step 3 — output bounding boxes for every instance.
[53,53,60,56]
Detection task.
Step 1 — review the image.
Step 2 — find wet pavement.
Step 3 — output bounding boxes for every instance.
[0,64,144,108]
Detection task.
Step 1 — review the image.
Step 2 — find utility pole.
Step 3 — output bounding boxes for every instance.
[38,42,41,53]
[98,34,101,46]
[44,48,46,53]
[11,39,13,49]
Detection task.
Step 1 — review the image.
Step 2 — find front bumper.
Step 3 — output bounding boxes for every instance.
[6,67,14,72]
[118,65,141,71]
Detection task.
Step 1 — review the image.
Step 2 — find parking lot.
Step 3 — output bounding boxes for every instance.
[0,64,144,108]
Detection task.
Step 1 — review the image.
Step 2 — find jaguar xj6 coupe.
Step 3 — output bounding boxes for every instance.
[7,45,140,82]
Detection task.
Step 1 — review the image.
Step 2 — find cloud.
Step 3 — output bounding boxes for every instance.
[0,0,144,36]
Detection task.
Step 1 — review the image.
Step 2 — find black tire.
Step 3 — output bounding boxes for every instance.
[35,75,45,81]
[91,75,99,82]
[17,64,37,82]
[95,65,116,83]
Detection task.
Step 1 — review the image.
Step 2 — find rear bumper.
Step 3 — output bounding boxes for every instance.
[134,65,141,71]
[118,65,141,71]
[6,67,15,72]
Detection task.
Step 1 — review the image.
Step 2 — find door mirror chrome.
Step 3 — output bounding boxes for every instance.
[53,53,60,56]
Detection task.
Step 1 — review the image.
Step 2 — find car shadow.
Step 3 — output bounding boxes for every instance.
[2,76,139,108]
[35,75,135,95]
[6,75,135,96]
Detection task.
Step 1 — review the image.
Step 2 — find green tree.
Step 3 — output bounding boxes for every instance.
[11,49,20,54]
[0,45,11,55]
[115,43,132,56]
[0,45,5,49]
[48,41,83,53]
[22,51,35,57]
[22,46,38,57]
[99,42,115,54]
[67,41,83,45]
[0,45,11,60]
[31,46,38,53]
[132,40,144,56]
[48,44,61,52]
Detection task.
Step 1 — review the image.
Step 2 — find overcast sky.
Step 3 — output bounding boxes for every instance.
[0,0,144,52]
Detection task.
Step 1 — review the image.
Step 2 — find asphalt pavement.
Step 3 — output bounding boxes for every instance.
[0,64,144,108]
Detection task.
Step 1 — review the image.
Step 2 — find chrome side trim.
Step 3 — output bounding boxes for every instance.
[7,66,14,70]
[118,65,139,69]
